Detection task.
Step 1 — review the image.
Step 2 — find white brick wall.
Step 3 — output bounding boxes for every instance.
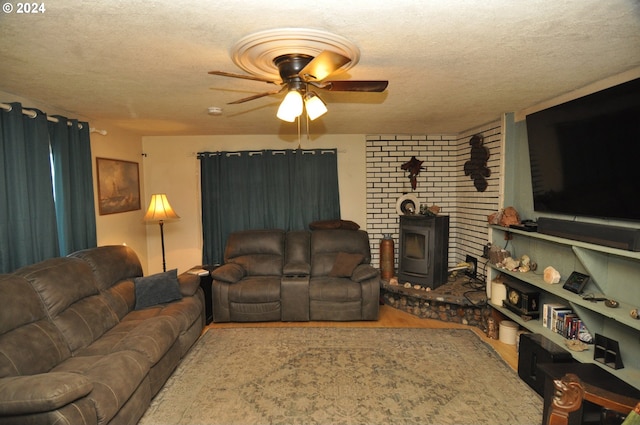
[366,121,502,274]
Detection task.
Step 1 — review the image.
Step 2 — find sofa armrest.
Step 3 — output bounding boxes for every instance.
[211,263,245,283]
[177,272,201,297]
[0,373,92,415]
[283,262,311,276]
[351,264,379,282]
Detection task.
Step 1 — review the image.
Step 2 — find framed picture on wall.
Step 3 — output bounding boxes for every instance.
[96,157,141,215]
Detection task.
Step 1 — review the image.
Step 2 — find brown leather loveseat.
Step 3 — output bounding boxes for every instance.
[211,228,380,322]
[0,245,205,425]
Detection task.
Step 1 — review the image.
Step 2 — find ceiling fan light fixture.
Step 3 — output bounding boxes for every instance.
[211,30,387,123]
[304,92,327,120]
[277,90,303,122]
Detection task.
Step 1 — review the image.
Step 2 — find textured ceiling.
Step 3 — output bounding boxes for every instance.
[1,0,639,136]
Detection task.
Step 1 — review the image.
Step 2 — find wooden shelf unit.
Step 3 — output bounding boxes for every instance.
[488,225,640,390]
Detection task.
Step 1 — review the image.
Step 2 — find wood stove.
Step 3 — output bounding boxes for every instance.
[397,215,449,289]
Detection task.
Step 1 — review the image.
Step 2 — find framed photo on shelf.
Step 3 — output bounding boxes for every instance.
[562,271,590,294]
[96,157,141,215]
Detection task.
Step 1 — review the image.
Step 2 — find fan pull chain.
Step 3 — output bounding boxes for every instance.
[297,116,301,149]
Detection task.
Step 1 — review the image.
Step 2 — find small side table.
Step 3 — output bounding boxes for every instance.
[190,264,218,324]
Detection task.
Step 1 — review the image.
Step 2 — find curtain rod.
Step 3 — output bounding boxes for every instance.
[196,148,343,158]
[0,102,107,135]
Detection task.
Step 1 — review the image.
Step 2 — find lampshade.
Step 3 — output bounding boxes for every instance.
[276,90,303,122]
[143,194,180,222]
[304,92,328,120]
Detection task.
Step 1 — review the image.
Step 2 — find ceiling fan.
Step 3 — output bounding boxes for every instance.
[209,50,388,122]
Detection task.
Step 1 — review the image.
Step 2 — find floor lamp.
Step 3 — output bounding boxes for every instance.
[144,193,180,272]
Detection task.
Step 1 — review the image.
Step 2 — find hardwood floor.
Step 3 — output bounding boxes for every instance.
[206,304,519,370]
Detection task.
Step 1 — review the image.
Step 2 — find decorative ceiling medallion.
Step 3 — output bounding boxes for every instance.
[230,28,360,81]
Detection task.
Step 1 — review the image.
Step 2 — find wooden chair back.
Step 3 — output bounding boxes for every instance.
[548,373,639,425]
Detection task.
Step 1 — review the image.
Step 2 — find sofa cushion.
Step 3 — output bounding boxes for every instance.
[71,246,143,321]
[115,317,179,364]
[134,269,182,310]
[59,296,121,354]
[14,257,120,353]
[0,321,72,378]
[329,252,364,277]
[14,257,99,317]
[76,316,179,366]
[309,278,362,302]
[147,298,203,332]
[124,296,202,332]
[0,373,92,415]
[224,230,285,276]
[310,229,372,277]
[228,276,281,303]
[0,275,44,335]
[102,278,136,320]
[53,351,149,425]
[69,245,143,292]
[0,274,72,377]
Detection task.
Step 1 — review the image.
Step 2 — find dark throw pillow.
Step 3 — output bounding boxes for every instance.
[309,219,360,230]
[134,269,182,310]
[329,252,365,277]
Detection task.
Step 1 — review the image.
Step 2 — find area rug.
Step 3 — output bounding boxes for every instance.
[139,328,543,425]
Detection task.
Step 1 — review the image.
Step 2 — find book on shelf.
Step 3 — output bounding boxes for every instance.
[555,309,573,335]
[551,306,572,333]
[543,303,567,329]
[561,313,577,337]
[566,316,583,340]
[541,303,587,341]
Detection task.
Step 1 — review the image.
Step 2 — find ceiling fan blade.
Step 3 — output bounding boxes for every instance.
[319,80,389,92]
[227,86,287,104]
[209,70,280,85]
[298,50,351,82]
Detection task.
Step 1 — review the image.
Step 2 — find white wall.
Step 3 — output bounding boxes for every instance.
[141,134,367,274]
[454,122,503,264]
[90,121,149,271]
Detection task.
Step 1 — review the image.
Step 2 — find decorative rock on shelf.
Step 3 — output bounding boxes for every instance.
[543,266,561,284]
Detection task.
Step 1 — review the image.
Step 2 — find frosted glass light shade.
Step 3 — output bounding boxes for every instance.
[143,194,180,222]
[304,92,327,120]
[277,90,303,122]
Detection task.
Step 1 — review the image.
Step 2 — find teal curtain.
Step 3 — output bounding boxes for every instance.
[49,117,97,255]
[290,150,341,229]
[0,103,59,272]
[199,149,340,265]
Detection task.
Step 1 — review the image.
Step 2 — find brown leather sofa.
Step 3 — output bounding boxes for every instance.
[211,228,380,322]
[0,245,205,425]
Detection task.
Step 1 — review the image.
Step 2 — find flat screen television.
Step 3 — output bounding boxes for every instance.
[526,77,640,222]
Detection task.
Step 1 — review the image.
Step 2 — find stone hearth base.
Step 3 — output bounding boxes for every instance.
[381,276,492,331]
